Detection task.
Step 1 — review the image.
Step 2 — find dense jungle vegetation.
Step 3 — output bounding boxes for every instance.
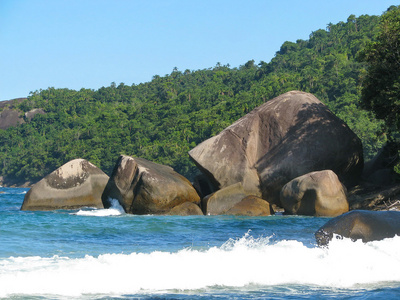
[0,7,397,185]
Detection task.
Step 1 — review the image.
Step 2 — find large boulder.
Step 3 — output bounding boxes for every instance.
[189,91,363,206]
[280,170,348,216]
[21,159,109,211]
[101,155,200,214]
[315,210,400,246]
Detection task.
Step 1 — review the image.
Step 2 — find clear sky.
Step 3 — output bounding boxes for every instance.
[0,0,397,101]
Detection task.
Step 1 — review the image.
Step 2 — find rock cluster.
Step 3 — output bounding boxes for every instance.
[189,90,363,216]
[17,90,400,245]
[21,91,364,218]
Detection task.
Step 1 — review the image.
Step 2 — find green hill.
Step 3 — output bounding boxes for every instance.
[0,10,391,186]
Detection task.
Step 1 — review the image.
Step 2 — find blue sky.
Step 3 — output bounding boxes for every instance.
[0,0,396,101]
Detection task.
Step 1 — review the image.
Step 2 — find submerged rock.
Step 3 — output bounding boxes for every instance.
[280,170,348,216]
[315,210,400,246]
[189,91,363,207]
[102,155,200,214]
[21,159,109,211]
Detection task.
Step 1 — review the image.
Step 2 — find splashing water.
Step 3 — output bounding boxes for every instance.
[74,198,125,217]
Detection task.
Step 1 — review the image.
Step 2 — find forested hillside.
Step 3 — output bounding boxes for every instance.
[0,11,391,185]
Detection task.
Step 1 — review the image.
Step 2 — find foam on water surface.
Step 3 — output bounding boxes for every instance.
[74,198,125,217]
[1,233,400,298]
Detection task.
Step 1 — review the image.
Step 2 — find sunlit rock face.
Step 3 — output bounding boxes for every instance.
[189,91,363,206]
[21,159,109,211]
[166,202,204,216]
[225,195,274,217]
[280,170,348,217]
[201,183,251,215]
[101,155,200,215]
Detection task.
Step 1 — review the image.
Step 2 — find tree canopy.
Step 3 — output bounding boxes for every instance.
[360,5,400,136]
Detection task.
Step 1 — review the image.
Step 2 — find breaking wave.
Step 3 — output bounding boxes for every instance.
[1,233,400,298]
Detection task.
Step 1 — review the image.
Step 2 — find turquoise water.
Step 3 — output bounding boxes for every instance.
[1,187,400,299]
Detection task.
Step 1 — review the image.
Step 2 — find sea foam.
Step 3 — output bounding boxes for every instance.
[74,198,125,217]
[1,233,400,297]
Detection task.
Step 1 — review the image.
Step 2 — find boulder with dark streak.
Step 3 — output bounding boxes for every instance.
[21,159,108,211]
[101,155,200,214]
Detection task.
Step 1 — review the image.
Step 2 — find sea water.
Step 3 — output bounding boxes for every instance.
[1,187,400,299]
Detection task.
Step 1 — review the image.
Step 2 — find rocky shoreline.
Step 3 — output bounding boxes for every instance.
[18,91,399,213]
[8,178,400,212]
[8,91,400,244]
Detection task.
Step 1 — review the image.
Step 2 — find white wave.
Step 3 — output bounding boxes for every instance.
[74,198,125,217]
[1,233,400,297]
[0,190,27,195]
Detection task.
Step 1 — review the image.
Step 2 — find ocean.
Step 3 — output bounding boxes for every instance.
[1,187,400,299]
